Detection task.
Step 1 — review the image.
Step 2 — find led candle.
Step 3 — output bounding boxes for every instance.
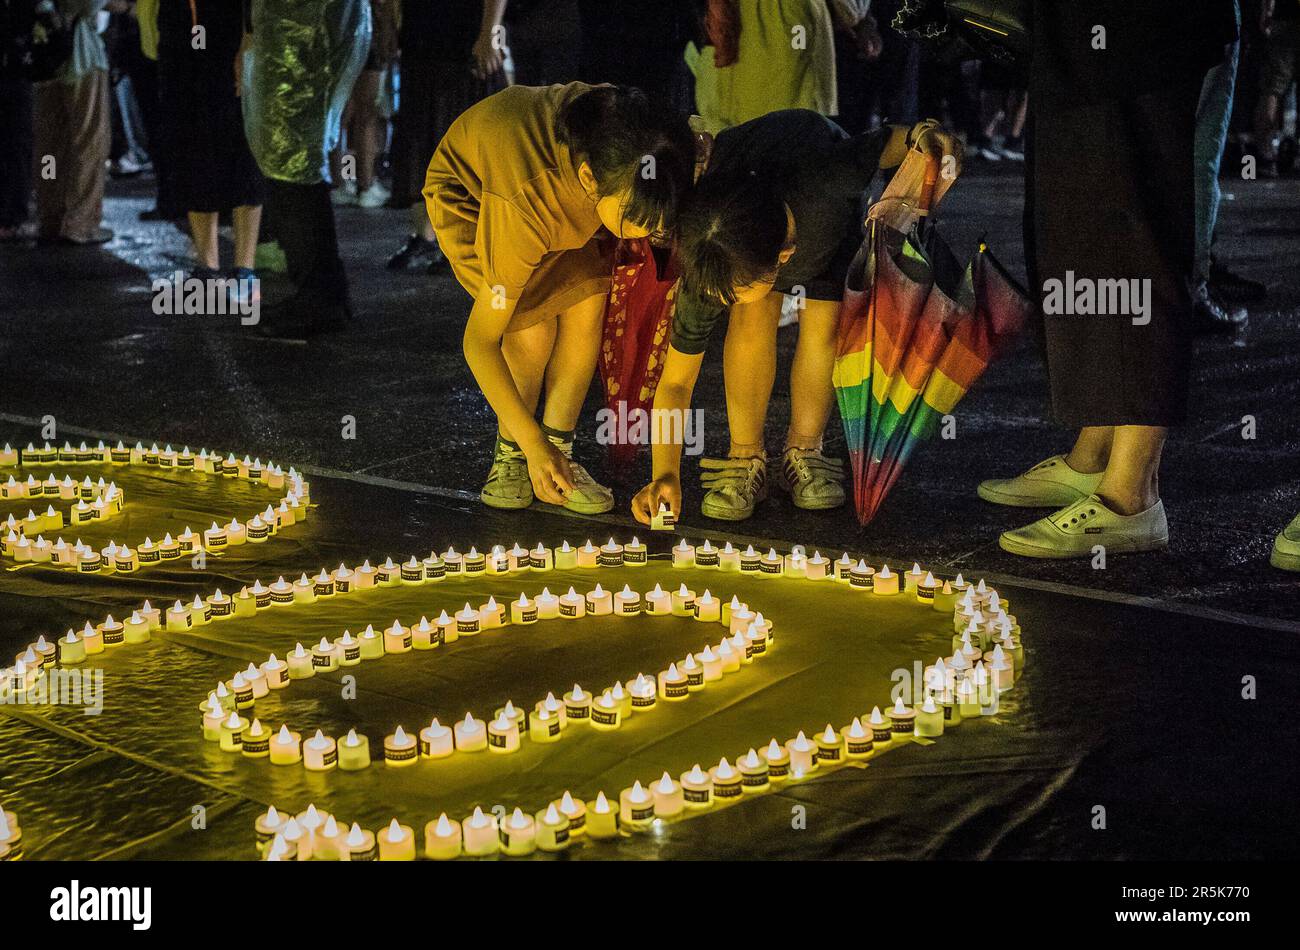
[478,595,505,628]
[332,563,354,593]
[564,684,592,723]
[626,673,657,711]
[933,578,957,613]
[411,616,439,650]
[313,815,345,861]
[375,818,416,861]
[745,619,769,658]
[696,645,723,682]
[739,544,761,573]
[376,557,402,586]
[500,808,537,856]
[671,537,695,568]
[255,805,286,852]
[872,564,900,595]
[379,724,417,766]
[597,537,624,568]
[312,636,342,671]
[849,559,874,589]
[276,820,307,861]
[226,673,255,712]
[503,542,528,571]
[488,710,521,752]
[486,545,508,574]
[425,814,463,860]
[232,586,255,617]
[645,771,684,818]
[249,579,273,610]
[542,539,572,570]
[889,697,916,737]
[710,541,738,572]
[303,730,338,771]
[422,551,445,581]
[585,583,613,615]
[414,718,453,759]
[164,600,192,632]
[614,584,641,615]
[815,723,845,765]
[680,764,713,808]
[691,589,719,623]
[534,692,568,731]
[615,535,645,566]
[454,713,488,751]
[114,544,138,573]
[839,717,872,759]
[534,587,560,620]
[679,653,705,691]
[435,610,457,645]
[759,548,783,576]
[916,571,939,605]
[586,792,618,839]
[558,586,586,619]
[915,693,945,737]
[575,540,599,568]
[974,662,999,715]
[77,543,103,573]
[738,748,771,791]
[785,732,818,774]
[834,552,854,582]
[618,781,655,829]
[670,583,696,617]
[510,593,538,625]
[730,630,751,664]
[400,556,425,584]
[241,718,271,758]
[957,679,981,718]
[462,807,499,856]
[287,643,314,679]
[462,546,487,575]
[453,603,480,636]
[988,646,1014,691]
[201,697,225,740]
[354,559,378,589]
[591,690,622,730]
[784,550,807,578]
[530,706,561,743]
[384,619,412,654]
[342,822,377,861]
[535,803,571,852]
[708,639,737,676]
[286,573,315,605]
[727,601,755,636]
[57,629,86,664]
[924,657,951,695]
[218,711,247,752]
[644,583,672,616]
[270,725,302,765]
[338,728,371,770]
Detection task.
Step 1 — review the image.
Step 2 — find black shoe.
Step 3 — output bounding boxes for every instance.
[1209,259,1267,304]
[257,297,352,339]
[1191,282,1247,336]
[387,234,444,271]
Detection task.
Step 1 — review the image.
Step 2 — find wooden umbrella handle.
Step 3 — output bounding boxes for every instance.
[917,152,941,213]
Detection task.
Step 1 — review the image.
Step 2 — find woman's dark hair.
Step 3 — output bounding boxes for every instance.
[557,85,696,236]
[678,167,789,306]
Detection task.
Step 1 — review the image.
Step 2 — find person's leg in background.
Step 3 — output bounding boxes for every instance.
[262,178,351,328]
[0,77,34,240]
[776,297,846,510]
[33,79,69,242]
[1253,15,1300,177]
[59,68,112,243]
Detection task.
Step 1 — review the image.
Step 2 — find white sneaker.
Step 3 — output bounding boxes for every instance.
[999,494,1169,559]
[548,438,613,515]
[978,455,1103,508]
[1271,512,1300,572]
[357,181,391,209]
[481,441,533,510]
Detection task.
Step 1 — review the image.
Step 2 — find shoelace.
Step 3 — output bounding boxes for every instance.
[784,451,844,487]
[700,457,765,498]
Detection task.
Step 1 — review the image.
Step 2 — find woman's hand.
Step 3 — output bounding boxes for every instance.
[471,29,505,79]
[631,474,682,526]
[524,438,575,506]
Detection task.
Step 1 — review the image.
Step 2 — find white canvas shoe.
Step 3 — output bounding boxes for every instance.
[1271,512,1300,572]
[999,494,1169,559]
[978,455,1103,508]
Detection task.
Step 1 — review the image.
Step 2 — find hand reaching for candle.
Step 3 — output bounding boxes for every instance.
[527,440,575,506]
[632,474,681,526]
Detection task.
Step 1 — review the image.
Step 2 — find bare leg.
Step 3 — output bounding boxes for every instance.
[1096,425,1165,514]
[786,298,839,450]
[1254,92,1281,160]
[410,203,435,242]
[231,204,262,270]
[722,291,783,456]
[350,71,382,191]
[188,211,219,269]
[541,292,606,432]
[499,316,557,442]
[1065,426,1112,473]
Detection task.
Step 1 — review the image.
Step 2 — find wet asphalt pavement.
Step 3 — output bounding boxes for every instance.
[1,167,1298,623]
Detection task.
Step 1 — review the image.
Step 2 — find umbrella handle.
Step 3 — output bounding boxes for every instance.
[917,151,940,213]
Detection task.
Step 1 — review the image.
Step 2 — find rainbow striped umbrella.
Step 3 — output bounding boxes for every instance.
[833,209,1030,527]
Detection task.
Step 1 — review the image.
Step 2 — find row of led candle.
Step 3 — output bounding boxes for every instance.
[2,439,298,484]
[198,582,780,767]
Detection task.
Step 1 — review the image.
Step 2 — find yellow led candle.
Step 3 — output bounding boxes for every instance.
[759,548,783,576]
[659,662,688,701]
[425,814,462,860]
[833,552,854,582]
[376,558,402,586]
[718,541,740,571]
[384,619,412,653]
[598,537,624,567]
[710,757,744,801]
[988,646,1014,691]
[241,662,268,699]
[652,772,684,818]
[269,725,301,765]
[784,549,807,578]
[554,791,586,839]
[279,819,307,861]
[303,729,338,771]
[313,815,345,861]
[889,697,916,737]
[916,571,939,605]
[454,713,488,751]
[503,542,527,571]
[815,724,844,765]
[463,547,486,574]
[227,672,254,711]
[915,694,944,737]
[558,586,586,618]
[421,551,444,581]
[400,556,424,584]
[534,588,560,619]
[843,718,873,759]
[745,620,769,658]
[738,748,771,791]
[343,822,378,861]
[487,545,509,574]
[488,710,521,752]
[338,728,371,770]
[693,589,721,622]
[680,653,705,691]
[696,645,723,682]
[534,692,567,730]
[218,710,247,752]
[249,580,273,610]
[695,538,719,568]
[241,718,271,758]
[114,544,137,573]
[670,583,696,616]
[290,573,316,604]
[864,706,890,746]
[645,583,671,615]
[727,600,755,634]
[671,537,695,568]
[680,764,713,809]
[384,725,418,765]
[286,643,314,679]
[785,732,818,774]
[554,540,577,569]
[158,532,181,560]
[57,629,86,664]
[932,579,957,613]
[164,600,192,632]
[312,636,342,671]
[902,562,924,592]
[614,584,641,615]
[531,706,562,743]
[715,638,741,673]
[462,807,499,856]
[501,807,537,855]
[354,559,378,588]
[619,781,655,829]
[535,804,571,852]
[575,540,599,568]
[651,501,676,530]
[201,697,225,741]
[564,684,592,723]
[623,536,647,566]
[591,690,621,730]
[79,621,103,655]
[872,564,899,594]
[332,562,354,593]
[412,616,439,650]
[255,805,286,853]
[739,544,761,573]
[585,792,618,839]
[510,593,538,625]
[455,603,480,636]
[435,610,457,644]
[626,673,657,712]
[585,583,613,615]
[378,819,416,861]
[849,559,874,589]
[419,718,454,758]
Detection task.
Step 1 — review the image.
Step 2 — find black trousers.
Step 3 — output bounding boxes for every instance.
[0,76,33,229]
[264,178,350,307]
[1025,78,1201,427]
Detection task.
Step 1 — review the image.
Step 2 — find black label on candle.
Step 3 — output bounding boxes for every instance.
[695,552,719,567]
[352,844,377,861]
[872,727,892,743]
[624,550,647,564]
[750,637,767,655]
[740,559,760,572]
[631,694,656,708]
[686,670,703,687]
[312,653,332,668]
[530,554,551,568]
[210,601,232,616]
[665,682,688,698]
[768,761,790,778]
[271,591,293,604]
[546,720,560,736]
[619,601,641,615]
[386,745,417,761]
[714,781,742,798]
[401,567,422,582]
[138,549,160,563]
[519,607,538,624]
[457,620,479,634]
[242,736,270,755]
[759,561,780,575]
[741,771,769,787]
[464,559,485,574]
[847,739,873,755]
[817,745,842,762]
[102,629,124,644]
[553,828,570,845]
[592,708,618,726]
[559,602,578,617]
[683,787,711,804]
[343,645,361,661]
[425,565,446,580]
[488,731,509,748]
[255,593,272,608]
[313,581,334,596]
[598,553,623,567]
[891,719,915,734]
[629,803,655,821]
